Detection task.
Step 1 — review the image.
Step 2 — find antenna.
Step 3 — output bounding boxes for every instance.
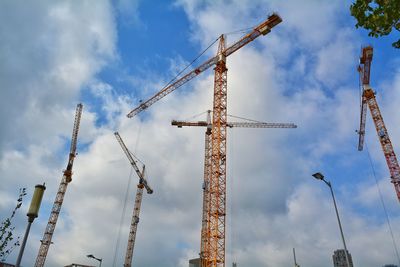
[293,248,299,267]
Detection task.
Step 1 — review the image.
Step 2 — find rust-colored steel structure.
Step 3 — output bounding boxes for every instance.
[172,111,296,266]
[35,104,83,267]
[115,132,153,267]
[207,36,228,266]
[127,13,282,266]
[357,46,400,201]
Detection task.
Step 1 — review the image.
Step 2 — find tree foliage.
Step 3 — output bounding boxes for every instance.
[350,0,400,48]
[0,188,26,261]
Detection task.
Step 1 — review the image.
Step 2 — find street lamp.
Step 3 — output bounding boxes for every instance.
[87,254,102,267]
[311,172,352,267]
[16,183,46,267]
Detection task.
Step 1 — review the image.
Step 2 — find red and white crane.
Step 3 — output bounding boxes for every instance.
[172,110,296,265]
[127,13,282,266]
[357,46,400,201]
[115,132,153,267]
[35,104,83,267]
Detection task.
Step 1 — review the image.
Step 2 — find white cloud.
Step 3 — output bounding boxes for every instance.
[116,0,142,26]
[2,1,400,267]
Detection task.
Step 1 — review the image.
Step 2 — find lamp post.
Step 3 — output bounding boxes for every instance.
[87,254,102,267]
[16,183,46,267]
[312,172,351,267]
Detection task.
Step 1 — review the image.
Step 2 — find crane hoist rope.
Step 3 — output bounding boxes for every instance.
[112,167,135,267]
[364,142,400,265]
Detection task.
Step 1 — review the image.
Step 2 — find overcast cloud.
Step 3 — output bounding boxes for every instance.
[1,1,400,267]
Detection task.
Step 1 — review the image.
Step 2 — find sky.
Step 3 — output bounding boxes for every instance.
[1,0,400,266]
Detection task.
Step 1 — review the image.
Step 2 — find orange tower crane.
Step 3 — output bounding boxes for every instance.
[127,13,282,267]
[357,46,400,201]
[35,103,83,267]
[172,110,296,265]
[115,132,153,267]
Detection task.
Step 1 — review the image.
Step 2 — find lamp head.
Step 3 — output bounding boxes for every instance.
[87,254,94,259]
[312,172,324,180]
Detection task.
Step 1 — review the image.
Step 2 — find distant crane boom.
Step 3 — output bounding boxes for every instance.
[34,103,83,267]
[357,46,400,201]
[115,132,153,267]
[172,120,297,129]
[115,132,153,194]
[126,13,282,118]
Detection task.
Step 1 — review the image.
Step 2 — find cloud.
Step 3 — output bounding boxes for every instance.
[2,1,400,267]
[0,0,117,266]
[115,0,142,26]
[0,0,116,155]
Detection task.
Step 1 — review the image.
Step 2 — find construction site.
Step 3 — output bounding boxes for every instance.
[1,2,400,267]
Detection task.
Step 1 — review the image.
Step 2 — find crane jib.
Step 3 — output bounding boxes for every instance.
[126,13,282,118]
[114,132,153,194]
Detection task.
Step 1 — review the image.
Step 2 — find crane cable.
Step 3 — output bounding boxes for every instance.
[112,167,134,267]
[163,37,219,90]
[180,111,266,123]
[182,110,209,122]
[224,25,255,36]
[365,142,400,265]
[227,113,265,123]
[148,22,256,106]
[165,23,255,90]
[163,22,255,93]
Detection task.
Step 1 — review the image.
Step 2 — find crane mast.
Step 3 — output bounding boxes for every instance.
[115,132,153,267]
[201,125,212,265]
[206,35,228,267]
[128,13,282,267]
[357,46,400,201]
[35,103,83,267]
[172,111,296,266]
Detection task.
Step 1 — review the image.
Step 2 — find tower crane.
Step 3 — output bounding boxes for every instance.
[114,132,153,267]
[172,110,296,265]
[357,46,400,201]
[127,13,282,267]
[35,103,83,267]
